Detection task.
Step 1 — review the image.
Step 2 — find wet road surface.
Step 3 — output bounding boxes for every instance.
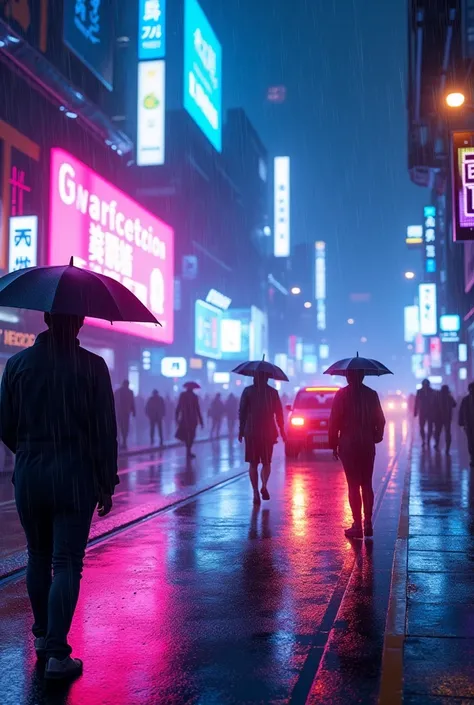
[0,421,408,704]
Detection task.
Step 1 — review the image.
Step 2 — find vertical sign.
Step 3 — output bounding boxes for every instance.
[274,157,290,257]
[462,0,474,59]
[423,206,436,277]
[315,241,326,330]
[137,60,166,166]
[430,337,442,369]
[419,283,437,336]
[452,131,474,241]
[138,0,166,60]
[8,215,38,272]
[404,305,420,343]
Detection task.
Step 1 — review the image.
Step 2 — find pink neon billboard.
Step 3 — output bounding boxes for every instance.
[49,148,174,344]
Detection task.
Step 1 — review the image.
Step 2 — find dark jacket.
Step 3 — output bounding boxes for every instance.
[329,383,386,451]
[208,397,225,420]
[225,395,238,420]
[115,386,135,419]
[0,330,118,496]
[238,384,285,442]
[435,390,456,424]
[414,387,437,420]
[459,393,474,434]
[145,394,165,420]
[175,390,203,429]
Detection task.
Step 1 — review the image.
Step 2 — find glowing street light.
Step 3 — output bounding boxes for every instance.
[404,271,416,280]
[291,287,301,295]
[347,318,355,325]
[304,301,312,309]
[361,336,367,343]
[446,91,466,108]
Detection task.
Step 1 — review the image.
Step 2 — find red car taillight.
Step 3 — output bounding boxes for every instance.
[290,416,305,427]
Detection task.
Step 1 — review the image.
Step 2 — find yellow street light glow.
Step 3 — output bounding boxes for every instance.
[446,92,466,108]
[291,286,301,295]
[405,271,416,280]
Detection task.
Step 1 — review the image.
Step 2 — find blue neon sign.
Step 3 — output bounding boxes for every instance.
[183,0,222,152]
[138,0,166,60]
[195,300,222,359]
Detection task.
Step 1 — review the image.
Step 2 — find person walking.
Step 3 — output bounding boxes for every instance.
[175,382,204,458]
[145,389,166,447]
[459,382,474,467]
[238,372,286,504]
[208,393,225,438]
[0,313,118,680]
[434,385,456,453]
[329,369,385,539]
[414,379,437,448]
[115,380,135,450]
[225,393,239,436]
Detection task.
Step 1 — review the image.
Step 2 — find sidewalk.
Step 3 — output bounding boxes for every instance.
[380,432,474,704]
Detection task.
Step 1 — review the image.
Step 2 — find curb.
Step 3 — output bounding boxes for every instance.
[118,434,230,458]
[378,443,412,705]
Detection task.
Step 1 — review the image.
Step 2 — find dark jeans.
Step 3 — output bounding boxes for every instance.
[435,421,452,450]
[419,415,434,443]
[118,416,130,448]
[15,486,95,660]
[339,439,376,524]
[210,419,222,438]
[149,418,163,445]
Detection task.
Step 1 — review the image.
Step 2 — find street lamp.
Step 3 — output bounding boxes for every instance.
[304,301,312,309]
[404,271,416,280]
[291,286,301,295]
[446,91,466,108]
[347,318,355,325]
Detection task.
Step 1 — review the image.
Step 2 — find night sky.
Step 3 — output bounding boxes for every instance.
[202,0,427,383]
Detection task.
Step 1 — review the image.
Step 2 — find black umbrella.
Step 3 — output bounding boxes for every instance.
[183,382,201,390]
[324,353,392,377]
[232,358,289,382]
[0,259,160,324]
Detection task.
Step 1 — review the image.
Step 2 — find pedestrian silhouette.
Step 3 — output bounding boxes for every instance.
[175,383,204,458]
[329,369,385,539]
[145,389,166,447]
[238,372,286,504]
[0,313,118,680]
[225,393,239,436]
[115,380,135,450]
[208,393,225,438]
[434,384,456,453]
[414,379,437,448]
[459,382,474,467]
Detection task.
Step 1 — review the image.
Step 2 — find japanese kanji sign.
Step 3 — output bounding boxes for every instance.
[8,215,38,272]
[138,0,166,60]
[49,148,174,343]
[452,131,474,241]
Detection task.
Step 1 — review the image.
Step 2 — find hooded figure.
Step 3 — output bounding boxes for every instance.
[414,379,437,448]
[238,373,286,504]
[175,384,204,458]
[329,369,385,539]
[434,385,456,453]
[459,382,474,466]
[0,313,118,681]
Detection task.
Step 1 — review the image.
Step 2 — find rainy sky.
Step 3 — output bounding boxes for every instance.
[202,0,427,376]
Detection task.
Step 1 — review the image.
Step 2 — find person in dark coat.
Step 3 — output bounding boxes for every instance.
[459,382,474,467]
[329,370,385,539]
[0,313,118,681]
[225,393,239,437]
[238,372,286,504]
[208,393,225,438]
[434,385,457,453]
[414,379,437,448]
[145,389,166,446]
[115,380,135,450]
[175,383,204,458]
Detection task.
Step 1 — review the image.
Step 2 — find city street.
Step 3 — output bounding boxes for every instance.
[0,421,407,705]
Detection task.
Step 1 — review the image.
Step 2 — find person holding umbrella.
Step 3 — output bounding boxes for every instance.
[0,258,160,680]
[175,382,204,458]
[327,355,388,539]
[234,359,287,504]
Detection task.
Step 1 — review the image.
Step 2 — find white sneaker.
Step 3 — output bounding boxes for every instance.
[45,656,83,680]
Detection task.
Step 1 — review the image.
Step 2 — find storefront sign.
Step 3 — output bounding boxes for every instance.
[49,149,174,344]
[189,357,203,369]
[404,305,420,343]
[206,289,231,310]
[406,225,423,246]
[220,309,250,360]
[195,299,221,359]
[161,356,187,377]
[423,206,437,277]
[430,337,442,369]
[274,156,290,257]
[137,60,166,166]
[63,0,114,90]
[418,283,437,336]
[8,215,38,271]
[250,306,268,360]
[459,343,468,362]
[183,0,222,151]
[440,314,461,342]
[452,131,474,241]
[1,329,36,348]
[138,0,166,60]
[213,371,230,384]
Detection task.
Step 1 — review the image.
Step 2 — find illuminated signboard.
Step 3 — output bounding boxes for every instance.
[423,205,436,277]
[137,60,166,166]
[63,0,114,90]
[213,372,230,384]
[183,0,222,151]
[418,283,437,336]
[303,355,318,374]
[452,131,474,241]
[49,149,174,343]
[161,357,187,378]
[406,225,423,246]
[195,299,222,359]
[8,215,38,272]
[440,313,461,342]
[404,305,420,343]
[274,157,290,257]
[138,0,166,60]
[250,306,268,360]
[319,344,329,360]
[430,337,442,369]
[206,288,231,310]
[220,308,250,361]
[0,329,36,349]
[314,241,327,331]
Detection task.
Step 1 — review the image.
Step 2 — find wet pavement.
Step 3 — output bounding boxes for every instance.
[0,420,408,704]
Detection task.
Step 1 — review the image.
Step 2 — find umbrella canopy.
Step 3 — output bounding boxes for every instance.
[324,354,392,377]
[183,382,201,390]
[0,259,160,324]
[232,359,289,382]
